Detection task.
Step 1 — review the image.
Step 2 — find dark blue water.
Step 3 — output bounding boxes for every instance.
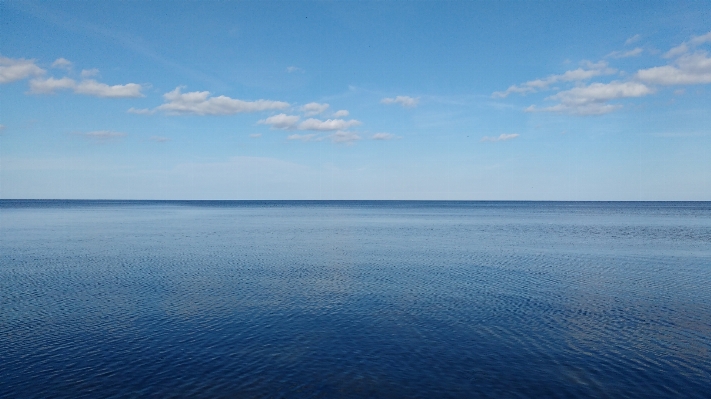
[1,201,710,398]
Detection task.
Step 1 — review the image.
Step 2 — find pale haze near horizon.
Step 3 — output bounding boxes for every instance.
[1,1,710,200]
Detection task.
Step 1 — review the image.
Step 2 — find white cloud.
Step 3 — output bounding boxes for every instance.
[530,81,654,115]
[0,57,45,83]
[332,110,349,117]
[51,58,72,69]
[300,102,329,116]
[79,130,127,141]
[664,31,711,58]
[381,96,420,108]
[29,77,76,93]
[372,132,396,140]
[249,133,262,138]
[493,61,616,98]
[286,66,304,73]
[297,118,362,131]
[127,107,156,115]
[481,133,519,142]
[149,136,170,142]
[625,34,641,45]
[637,51,711,85]
[29,77,144,98]
[329,131,361,144]
[156,87,289,115]
[74,79,143,98]
[80,68,100,78]
[258,113,300,129]
[287,133,319,142]
[606,47,643,59]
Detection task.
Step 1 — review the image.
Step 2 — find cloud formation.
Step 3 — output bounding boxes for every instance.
[29,77,144,98]
[664,31,711,58]
[372,132,396,140]
[481,133,519,142]
[329,131,361,144]
[625,34,642,45]
[529,81,654,115]
[155,87,289,115]
[286,66,304,73]
[493,61,616,98]
[297,118,362,131]
[381,96,420,108]
[258,113,300,129]
[78,130,127,141]
[300,102,329,116]
[637,51,711,85]
[332,110,349,117]
[80,68,100,78]
[0,57,45,84]
[287,133,319,142]
[51,58,72,69]
[606,48,643,59]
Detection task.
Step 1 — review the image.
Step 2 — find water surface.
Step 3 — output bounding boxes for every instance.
[1,201,710,398]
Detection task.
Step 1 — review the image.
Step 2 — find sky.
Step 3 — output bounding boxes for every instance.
[1,1,710,200]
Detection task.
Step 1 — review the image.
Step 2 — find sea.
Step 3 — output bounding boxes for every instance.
[1,200,709,398]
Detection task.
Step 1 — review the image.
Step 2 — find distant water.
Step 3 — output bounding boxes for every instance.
[1,201,710,398]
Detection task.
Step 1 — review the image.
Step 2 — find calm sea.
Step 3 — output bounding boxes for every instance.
[1,201,709,398]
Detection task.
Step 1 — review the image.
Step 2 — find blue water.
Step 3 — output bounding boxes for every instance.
[1,201,710,398]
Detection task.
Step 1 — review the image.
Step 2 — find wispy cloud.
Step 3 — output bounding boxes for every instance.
[332,110,349,117]
[329,131,361,144]
[154,87,289,115]
[76,130,127,141]
[481,133,519,142]
[527,81,654,115]
[297,118,362,131]
[371,132,396,140]
[30,77,144,98]
[0,56,45,84]
[493,61,616,98]
[149,135,169,142]
[249,133,262,138]
[80,68,100,78]
[300,102,329,116]
[258,113,300,129]
[287,133,319,142]
[381,96,420,108]
[286,66,304,73]
[664,31,711,58]
[625,34,642,45]
[606,47,643,59]
[51,58,72,70]
[128,107,156,115]
[637,51,711,85]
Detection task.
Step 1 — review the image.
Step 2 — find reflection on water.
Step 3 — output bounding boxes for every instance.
[1,201,710,398]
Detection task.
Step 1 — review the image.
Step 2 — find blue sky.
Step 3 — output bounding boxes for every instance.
[1,1,710,200]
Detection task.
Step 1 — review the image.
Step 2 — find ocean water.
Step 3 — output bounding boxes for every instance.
[0,201,709,398]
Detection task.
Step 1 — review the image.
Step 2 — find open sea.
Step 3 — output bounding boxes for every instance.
[0,200,709,398]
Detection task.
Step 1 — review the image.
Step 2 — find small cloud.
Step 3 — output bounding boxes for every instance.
[74,79,144,98]
[329,131,361,144]
[149,135,170,142]
[51,58,72,69]
[625,34,641,45]
[249,133,262,138]
[381,95,420,108]
[297,118,362,131]
[258,113,300,129]
[80,68,100,78]
[663,31,711,59]
[29,77,76,93]
[332,110,349,117]
[128,107,156,115]
[636,52,711,85]
[156,87,289,115]
[371,132,396,140]
[300,102,329,116]
[481,133,519,142]
[493,61,616,98]
[531,81,654,116]
[0,56,45,84]
[287,133,319,142]
[77,130,127,141]
[286,66,304,73]
[606,47,643,59]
